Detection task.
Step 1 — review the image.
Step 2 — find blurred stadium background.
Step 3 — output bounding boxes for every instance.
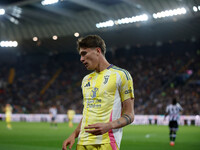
[0,0,200,150]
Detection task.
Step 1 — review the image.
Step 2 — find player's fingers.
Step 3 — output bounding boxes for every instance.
[69,141,74,149]
[62,144,67,150]
[88,124,97,126]
[62,145,66,150]
[84,126,95,129]
[85,124,99,129]
[90,130,101,135]
[62,141,69,150]
[85,128,99,132]
[85,128,99,133]
[89,123,101,127]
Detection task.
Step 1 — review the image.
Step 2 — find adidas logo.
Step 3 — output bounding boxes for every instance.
[84,82,90,87]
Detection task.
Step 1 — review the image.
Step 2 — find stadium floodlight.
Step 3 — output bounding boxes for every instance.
[0,41,18,47]
[116,14,148,25]
[153,7,186,19]
[0,8,5,15]
[96,14,148,28]
[33,37,38,41]
[198,6,200,11]
[96,20,114,28]
[52,35,58,40]
[193,6,198,12]
[153,13,157,19]
[140,14,148,21]
[41,0,59,5]
[74,32,79,37]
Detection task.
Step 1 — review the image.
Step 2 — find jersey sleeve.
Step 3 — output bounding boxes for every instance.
[119,71,134,102]
[81,76,87,105]
[81,76,87,89]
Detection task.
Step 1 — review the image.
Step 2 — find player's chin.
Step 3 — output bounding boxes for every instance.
[86,66,94,70]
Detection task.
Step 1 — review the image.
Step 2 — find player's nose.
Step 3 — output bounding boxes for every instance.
[80,56,84,63]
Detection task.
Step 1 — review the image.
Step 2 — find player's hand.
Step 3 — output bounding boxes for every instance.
[84,123,111,135]
[62,134,75,150]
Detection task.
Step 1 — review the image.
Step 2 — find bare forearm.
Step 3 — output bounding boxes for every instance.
[71,118,82,138]
[62,119,82,150]
[110,112,134,129]
[110,98,134,129]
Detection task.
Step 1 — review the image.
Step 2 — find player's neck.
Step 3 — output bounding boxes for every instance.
[95,57,110,73]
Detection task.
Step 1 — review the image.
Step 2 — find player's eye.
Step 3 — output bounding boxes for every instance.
[81,51,87,56]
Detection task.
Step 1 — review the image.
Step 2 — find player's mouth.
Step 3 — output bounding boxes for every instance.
[84,62,88,67]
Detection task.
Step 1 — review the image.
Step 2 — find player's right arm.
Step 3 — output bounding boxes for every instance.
[62,118,82,150]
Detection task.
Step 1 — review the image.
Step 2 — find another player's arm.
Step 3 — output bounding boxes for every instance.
[62,118,82,150]
[164,108,169,121]
[85,98,134,135]
[164,106,169,121]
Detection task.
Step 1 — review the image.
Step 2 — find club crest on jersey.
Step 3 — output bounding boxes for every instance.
[103,75,110,84]
[88,77,92,81]
[90,87,98,98]
[84,82,90,87]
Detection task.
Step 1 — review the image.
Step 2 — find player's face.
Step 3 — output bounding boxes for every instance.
[79,47,99,70]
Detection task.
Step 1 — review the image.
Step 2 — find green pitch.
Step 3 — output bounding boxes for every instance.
[0,122,200,150]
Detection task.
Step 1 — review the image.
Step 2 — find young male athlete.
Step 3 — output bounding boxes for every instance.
[62,35,134,150]
[67,109,75,127]
[5,103,13,129]
[49,105,58,128]
[164,98,183,146]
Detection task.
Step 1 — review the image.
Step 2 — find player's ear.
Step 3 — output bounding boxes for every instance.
[96,47,102,55]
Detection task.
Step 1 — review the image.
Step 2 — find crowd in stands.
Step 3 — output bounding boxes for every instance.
[0,40,199,115]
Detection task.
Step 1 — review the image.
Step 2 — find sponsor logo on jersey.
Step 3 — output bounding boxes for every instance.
[103,75,110,84]
[90,87,98,98]
[125,87,132,94]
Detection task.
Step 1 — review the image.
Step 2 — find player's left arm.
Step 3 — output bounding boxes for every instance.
[110,98,135,128]
[85,98,134,135]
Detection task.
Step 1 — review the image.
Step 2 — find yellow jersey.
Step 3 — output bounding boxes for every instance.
[67,110,75,120]
[5,105,12,117]
[78,64,134,148]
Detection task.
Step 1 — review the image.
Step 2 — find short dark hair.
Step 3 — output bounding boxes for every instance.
[77,35,106,55]
[172,98,177,105]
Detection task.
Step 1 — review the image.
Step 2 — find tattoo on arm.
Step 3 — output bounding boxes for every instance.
[117,120,121,125]
[122,114,132,125]
[122,116,129,125]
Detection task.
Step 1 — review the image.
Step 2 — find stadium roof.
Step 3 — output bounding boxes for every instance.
[0,0,200,52]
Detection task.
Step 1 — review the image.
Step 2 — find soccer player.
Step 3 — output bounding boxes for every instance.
[5,103,13,129]
[67,109,75,128]
[49,105,57,128]
[164,98,183,146]
[62,35,134,150]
